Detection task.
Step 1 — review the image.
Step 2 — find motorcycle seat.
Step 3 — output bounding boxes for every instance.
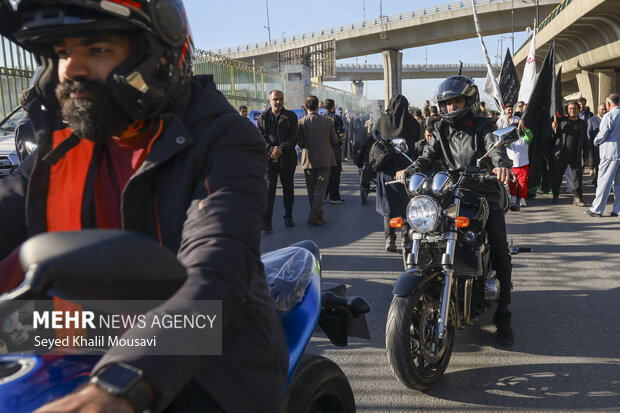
[261,246,316,313]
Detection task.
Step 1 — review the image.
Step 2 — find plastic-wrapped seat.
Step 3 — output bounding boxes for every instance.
[262,246,316,313]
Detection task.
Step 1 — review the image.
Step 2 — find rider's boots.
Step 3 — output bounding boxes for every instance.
[493,307,514,347]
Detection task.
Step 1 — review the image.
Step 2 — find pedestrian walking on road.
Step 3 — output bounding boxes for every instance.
[586,93,620,217]
[297,96,339,226]
[375,95,420,252]
[324,99,346,204]
[551,102,589,206]
[257,90,299,231]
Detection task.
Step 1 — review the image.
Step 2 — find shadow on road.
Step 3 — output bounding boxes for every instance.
[429,362,620,409]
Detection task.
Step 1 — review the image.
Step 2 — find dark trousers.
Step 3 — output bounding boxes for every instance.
[486,206,512,308]
[304,167,330,221]
[264,161,295,224]
[592,146,600,186]
[326,146,343,201]
[551,156,583,197]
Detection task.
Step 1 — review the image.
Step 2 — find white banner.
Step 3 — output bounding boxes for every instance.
[471,0,503,110]
[517,30,536,104]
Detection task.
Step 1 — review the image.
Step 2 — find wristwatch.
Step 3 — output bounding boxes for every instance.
[90,362,152,413]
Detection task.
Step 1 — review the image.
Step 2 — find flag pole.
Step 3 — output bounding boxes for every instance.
[471,0,504,112]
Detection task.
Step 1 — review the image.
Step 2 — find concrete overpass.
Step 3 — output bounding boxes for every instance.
[513,0,620,107]
[333,63,499,81]
[213,0,560,107]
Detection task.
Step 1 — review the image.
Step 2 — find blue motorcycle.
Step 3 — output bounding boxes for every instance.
[0,231,370,412]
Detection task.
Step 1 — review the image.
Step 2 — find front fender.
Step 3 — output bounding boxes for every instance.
[392,269,441,297]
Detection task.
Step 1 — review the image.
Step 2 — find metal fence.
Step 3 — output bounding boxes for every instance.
[0,36,36,118]
[195,49,370,114]
[194,49,286,112]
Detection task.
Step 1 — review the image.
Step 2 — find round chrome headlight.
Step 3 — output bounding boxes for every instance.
[406,195,441,233]
[408,173,426,196]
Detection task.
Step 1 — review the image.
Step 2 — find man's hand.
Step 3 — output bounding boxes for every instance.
[551,120,558,133]
[270,146,283,159]
[34,384,134,413]
[493,167,511,184]
[395,169,407,181]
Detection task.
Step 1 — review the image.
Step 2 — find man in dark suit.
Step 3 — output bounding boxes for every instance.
[323,99,346,204]
[257,90,298,231]
[297,96,339,226]
[551,101,589,206]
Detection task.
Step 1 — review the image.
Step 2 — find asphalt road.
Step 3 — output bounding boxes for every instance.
[260,162,620,413]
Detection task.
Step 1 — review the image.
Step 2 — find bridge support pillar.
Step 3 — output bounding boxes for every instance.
[596,69,617,104]
[351,80,364,96]
[283,64,311,111]
[575,70,598,107]
[382,49,402,109]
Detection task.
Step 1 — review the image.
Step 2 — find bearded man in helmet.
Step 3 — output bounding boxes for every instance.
[396,75,515,347]
[0,1,287,412]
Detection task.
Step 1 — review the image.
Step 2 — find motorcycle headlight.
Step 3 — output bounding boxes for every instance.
[408,173,426,196]
[406,195,441,233]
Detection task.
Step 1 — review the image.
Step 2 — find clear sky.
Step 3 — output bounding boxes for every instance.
[183,0,537,110]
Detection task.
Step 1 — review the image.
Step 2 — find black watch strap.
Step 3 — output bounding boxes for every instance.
[91,362,152,413]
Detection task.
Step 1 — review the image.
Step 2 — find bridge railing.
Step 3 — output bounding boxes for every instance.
[336,63,498,70]
[1,36,36,118]
[514,0,572,56]
[213,0,513,54]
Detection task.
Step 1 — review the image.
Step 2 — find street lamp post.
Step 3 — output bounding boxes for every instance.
[264,0,272,44]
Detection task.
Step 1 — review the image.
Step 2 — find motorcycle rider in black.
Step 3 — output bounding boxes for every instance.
[396,76,515,346]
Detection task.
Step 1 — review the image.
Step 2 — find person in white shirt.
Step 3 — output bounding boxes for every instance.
[586,93,620,217]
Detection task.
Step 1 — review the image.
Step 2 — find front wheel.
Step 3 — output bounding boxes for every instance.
[385,282,455,391]
[281,354,355,413]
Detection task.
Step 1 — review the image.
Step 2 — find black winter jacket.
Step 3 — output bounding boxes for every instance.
[257,107,298,167]
[0,75,288,413]
[411,116,512,205]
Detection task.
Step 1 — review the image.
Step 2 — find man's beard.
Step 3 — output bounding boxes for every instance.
[55,78,128,143]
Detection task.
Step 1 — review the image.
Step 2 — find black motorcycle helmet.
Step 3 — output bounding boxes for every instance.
[433,75,480,129]
[0,0,194,120]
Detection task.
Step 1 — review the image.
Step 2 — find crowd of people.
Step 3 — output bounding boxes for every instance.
[238,87,620,236]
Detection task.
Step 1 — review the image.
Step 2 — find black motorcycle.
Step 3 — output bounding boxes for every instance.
[384,126,521,390]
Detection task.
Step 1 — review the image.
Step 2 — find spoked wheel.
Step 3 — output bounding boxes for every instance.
[385,281,455,390]
[360,185,368,204]
[281,355,356,413]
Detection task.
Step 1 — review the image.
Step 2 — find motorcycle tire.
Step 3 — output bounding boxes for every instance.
[281,354,356,413]
[385,282,455,391]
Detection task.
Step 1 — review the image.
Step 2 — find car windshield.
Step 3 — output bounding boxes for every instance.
[0,108,24,132]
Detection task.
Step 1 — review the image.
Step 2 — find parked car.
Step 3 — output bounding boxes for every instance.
[0,107,24,178]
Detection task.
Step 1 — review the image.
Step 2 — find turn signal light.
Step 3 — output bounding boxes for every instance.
[390,217,403,228]
[455,217,469,228]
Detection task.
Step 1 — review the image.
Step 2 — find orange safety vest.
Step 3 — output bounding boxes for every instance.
[47,128,95,343]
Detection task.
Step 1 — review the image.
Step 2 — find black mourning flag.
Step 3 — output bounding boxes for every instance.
[499,48,520,107]
[522,42,556,193]
[552,65,564,118]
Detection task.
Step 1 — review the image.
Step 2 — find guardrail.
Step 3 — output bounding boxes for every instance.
[514,0,572,56]
[213,0,513,54]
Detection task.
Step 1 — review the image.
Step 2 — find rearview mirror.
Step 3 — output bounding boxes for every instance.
[493,125,519,144]
[391,138,408,154]
[18,230,187,301]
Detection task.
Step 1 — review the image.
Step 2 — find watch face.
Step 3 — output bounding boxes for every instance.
[97,364,141,389]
